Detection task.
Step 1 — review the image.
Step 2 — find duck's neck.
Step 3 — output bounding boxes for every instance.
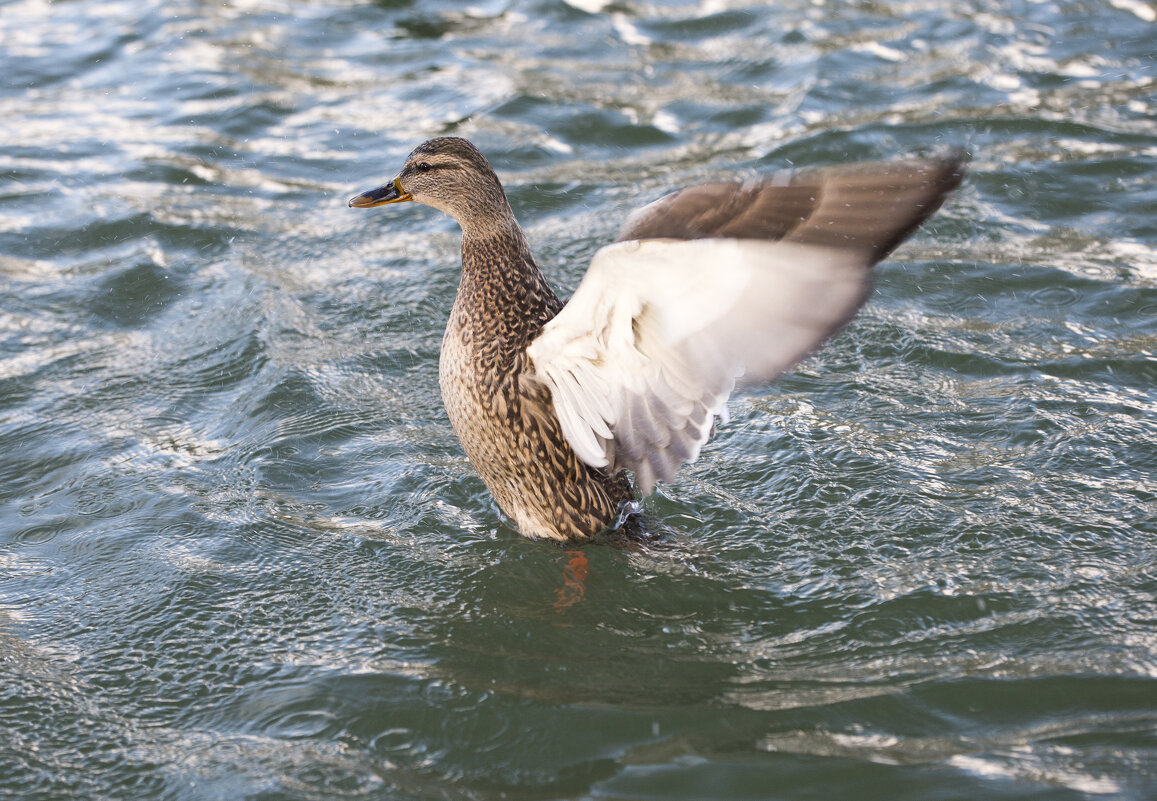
[457,217,562,332]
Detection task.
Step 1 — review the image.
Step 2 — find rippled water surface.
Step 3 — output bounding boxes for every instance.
[2,0,1156,798]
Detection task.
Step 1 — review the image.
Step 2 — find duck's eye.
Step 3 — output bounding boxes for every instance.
[416,161,431,173]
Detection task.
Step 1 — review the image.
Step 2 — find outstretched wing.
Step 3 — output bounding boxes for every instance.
[616,152,965,258]
[527,155,965,494]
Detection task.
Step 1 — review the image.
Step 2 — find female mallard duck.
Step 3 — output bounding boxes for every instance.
[350,137,963,541]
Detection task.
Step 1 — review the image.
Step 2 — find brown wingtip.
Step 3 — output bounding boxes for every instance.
[925,147,970,196]
[614,150,968,256]
[773,151,969,260]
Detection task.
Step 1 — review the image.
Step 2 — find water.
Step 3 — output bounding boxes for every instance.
[2,0,1155,798]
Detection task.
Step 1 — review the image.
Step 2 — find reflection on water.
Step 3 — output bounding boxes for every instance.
[2,0,1156,799]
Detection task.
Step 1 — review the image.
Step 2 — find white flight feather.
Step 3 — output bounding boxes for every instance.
[527,238,869,494]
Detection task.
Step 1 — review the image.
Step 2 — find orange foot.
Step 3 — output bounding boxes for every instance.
[553,550,590,611]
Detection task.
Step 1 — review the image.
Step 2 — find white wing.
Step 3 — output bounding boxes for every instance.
[526,238,871,494]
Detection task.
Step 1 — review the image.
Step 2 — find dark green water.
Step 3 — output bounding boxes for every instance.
[2,0,1155,798]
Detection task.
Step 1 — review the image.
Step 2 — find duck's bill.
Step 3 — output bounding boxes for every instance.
[348,178,411,208]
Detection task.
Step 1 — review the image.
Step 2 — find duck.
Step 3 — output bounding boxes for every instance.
[349,137,964,542]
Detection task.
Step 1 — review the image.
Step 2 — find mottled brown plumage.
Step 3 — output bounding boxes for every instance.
[351,138,635,541]
[438,225,634,541]
[349,137,964,541]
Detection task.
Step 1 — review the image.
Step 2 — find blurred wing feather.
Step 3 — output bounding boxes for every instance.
[616,153,965,258]
[529,153,965,493]
[527,238,868,494]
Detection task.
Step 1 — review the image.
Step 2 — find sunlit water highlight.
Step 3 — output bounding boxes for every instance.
[1,1,1155,799]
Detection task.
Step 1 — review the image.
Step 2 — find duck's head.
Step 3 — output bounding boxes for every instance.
[348,137,512,234]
